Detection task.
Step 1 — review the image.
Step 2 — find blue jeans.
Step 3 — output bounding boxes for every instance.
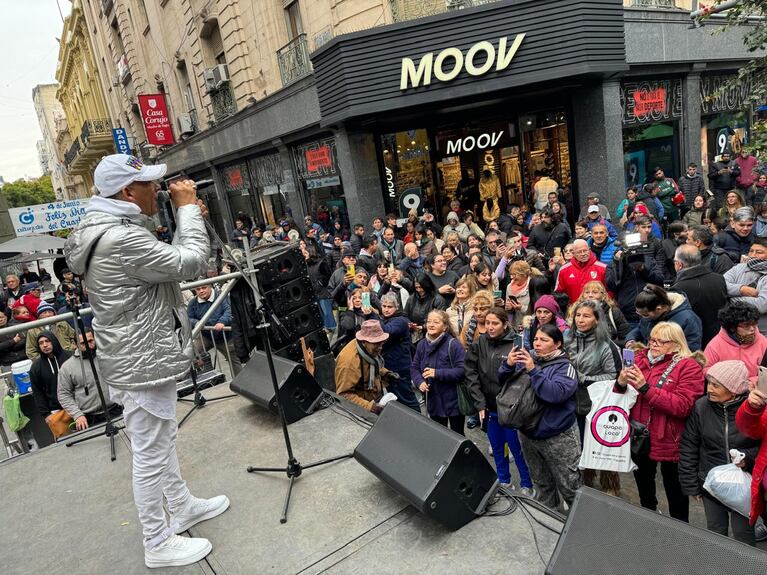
[318,298,336,330]
[487,412,532,488]
[388,370,420,412]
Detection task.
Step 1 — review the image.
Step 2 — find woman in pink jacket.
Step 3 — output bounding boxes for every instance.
[704,302,767,384]
[618,322,704,522]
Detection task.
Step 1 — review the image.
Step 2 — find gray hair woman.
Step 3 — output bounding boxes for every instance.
[379,292,419,410]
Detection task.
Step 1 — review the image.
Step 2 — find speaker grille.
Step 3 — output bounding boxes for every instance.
[546,488,767,575]
[254,244,307,290]
[274,329,330,362]
[263,277,315,316]
[268,303,323,348]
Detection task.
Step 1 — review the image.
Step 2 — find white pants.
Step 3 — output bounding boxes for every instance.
[124,405,191,548]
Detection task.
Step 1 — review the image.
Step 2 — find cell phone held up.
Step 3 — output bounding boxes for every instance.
[622,348,635,368]
[361,291,371,309]
[757,367,767,396]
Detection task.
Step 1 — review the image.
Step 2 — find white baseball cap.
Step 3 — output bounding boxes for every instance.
[94,154,167,197]
[588,205,600,214]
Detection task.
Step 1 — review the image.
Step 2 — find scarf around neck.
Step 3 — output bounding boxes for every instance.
[746,258,767,274]
[356,341,384,390]
[537,348,564,363]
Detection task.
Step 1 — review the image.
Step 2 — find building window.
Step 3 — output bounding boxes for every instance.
[285,2,303,40]
[136,0,150,33]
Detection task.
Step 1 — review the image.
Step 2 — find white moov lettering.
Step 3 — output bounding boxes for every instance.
[465,41,495,76]
[496,33,525,71]
[446,131,504,156]
[399,34,525,90]
[433,47,463,82]
[400,53,434,90]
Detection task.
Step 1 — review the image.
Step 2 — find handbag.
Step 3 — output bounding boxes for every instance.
[629,356,681,461]
[447,338,477,416]
[496,365,544,434]
[46,410,73,439]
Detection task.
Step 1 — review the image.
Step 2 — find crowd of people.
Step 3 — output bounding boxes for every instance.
[249,152,767,546]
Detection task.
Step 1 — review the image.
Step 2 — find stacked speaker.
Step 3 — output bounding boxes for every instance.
[251,243,330,361]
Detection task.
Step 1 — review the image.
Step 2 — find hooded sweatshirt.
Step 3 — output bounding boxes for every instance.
[29,330,72,418]
[441,212,470,242]
[626,292,703,351]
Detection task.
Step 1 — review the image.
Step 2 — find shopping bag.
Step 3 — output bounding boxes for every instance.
[3,393,29,432]
[578,380,638,473]
[703,463,752,518]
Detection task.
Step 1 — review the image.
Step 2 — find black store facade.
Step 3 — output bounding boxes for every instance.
[311,0,627,226]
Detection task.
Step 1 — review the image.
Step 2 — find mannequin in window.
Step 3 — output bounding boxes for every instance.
[455,169,478,214]
[480,169,501,222]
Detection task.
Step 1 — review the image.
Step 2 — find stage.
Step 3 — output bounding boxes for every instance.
[0,384,561,575]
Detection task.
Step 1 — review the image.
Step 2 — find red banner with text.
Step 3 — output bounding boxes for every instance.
[138,93,175,146]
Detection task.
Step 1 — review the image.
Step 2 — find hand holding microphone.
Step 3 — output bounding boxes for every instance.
[168,179,199,208]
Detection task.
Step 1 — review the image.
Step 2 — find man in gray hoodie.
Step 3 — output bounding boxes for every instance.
[57,328,122,431]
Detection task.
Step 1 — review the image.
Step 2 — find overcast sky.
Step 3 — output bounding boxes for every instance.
[0,1,70,183]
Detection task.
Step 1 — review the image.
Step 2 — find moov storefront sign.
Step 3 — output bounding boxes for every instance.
[312,0,626,124]
[400,34,525,90]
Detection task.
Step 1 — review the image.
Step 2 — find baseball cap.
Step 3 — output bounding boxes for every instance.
[588,205,600,214]
[94,154,167,197]
[587,193,600,200]
[341,247,356,258]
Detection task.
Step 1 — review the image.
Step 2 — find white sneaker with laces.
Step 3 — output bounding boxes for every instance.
[145,534,212,568]
[172,495,230,534]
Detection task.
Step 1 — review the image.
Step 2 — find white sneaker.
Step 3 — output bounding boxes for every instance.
[172,495,230,534]
[519,486,537,498]
[145,534,212,568]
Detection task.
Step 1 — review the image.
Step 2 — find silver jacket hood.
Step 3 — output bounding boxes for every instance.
[65,199,209,390]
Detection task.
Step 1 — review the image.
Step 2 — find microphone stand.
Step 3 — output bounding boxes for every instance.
[64,300,124,461]
[163,184,352,523]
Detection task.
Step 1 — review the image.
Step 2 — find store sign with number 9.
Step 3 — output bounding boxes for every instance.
[398,187,422,217]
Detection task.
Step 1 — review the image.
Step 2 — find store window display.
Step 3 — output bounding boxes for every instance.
[479,169,502,221]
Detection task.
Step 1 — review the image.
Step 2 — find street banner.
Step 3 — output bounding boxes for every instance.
[112,127,131,154]
[9,199,89,236]
[138,93,175,146]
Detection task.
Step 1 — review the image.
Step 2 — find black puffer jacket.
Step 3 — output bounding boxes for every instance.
[403,293,447,329]
[679,394,760,497]
[718,229,755,264]
[0,318,27,366]
[465,328,519,413]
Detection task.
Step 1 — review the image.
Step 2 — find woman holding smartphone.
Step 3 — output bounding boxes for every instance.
[501,323,580,509]
[617,321,703,522]
[465,307,533,493]
[411,310,466,434]
[338,287,379,343]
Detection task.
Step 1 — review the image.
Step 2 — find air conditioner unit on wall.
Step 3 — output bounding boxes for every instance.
[203,68,217,93]
[212,64,230,89]
[177,114,195,136]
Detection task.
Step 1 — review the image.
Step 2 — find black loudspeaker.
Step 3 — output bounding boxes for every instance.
[354,402,498,530]
[230,350,324,424]
[274,329,330,362]
[268,303,323,348]
[253,244,306,291]
[546,487,767,575]
[263,277,315,316]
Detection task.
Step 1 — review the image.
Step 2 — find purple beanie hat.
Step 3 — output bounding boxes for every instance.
[534,295,560,315]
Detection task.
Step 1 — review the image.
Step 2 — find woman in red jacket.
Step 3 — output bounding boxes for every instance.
[617,321,704,522]
[736,384,767,528]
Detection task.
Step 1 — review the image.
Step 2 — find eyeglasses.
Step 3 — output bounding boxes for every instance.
[648,337,673,346]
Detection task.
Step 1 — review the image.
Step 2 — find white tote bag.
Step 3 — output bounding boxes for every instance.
[579,380,638,473]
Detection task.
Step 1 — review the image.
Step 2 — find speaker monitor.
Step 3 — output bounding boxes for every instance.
[274,329,330,363]
[546,487,767,575]
[230,350,324,424]
[254,244,307,291]
[268,303,323,348]
[354,402,498,530]
[263,276,315,316]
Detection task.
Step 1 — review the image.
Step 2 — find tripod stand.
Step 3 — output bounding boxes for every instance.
[65,301,124,461]
[177,351,237,429]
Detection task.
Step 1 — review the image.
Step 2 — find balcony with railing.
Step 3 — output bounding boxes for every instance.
[64,118,114,175]
[625,0,694,8]
[211,86,237,122]
[277,34,312,87]
[388,0,500,22]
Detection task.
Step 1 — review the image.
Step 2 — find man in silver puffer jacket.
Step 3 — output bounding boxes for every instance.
[66,154,229,569]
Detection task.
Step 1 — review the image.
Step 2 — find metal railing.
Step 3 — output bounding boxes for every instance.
[64,137,81,168]
[80,118,112,147]
[388,0,499,22]
[276,34,312,87]
[210,85,237,122]
[629,0,679,7]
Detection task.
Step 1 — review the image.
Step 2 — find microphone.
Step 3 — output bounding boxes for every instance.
[157,179,214,204]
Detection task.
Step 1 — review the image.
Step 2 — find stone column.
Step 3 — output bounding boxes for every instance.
[682,72,702,170]
[571,80,626,216]
[333,126,386,227]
